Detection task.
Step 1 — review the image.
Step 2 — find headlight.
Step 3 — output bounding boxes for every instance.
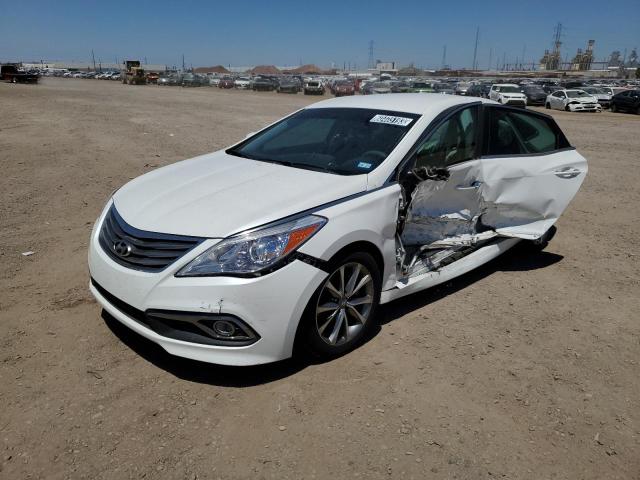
[176,215,327,276]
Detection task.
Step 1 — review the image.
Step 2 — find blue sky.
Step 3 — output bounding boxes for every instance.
[1,0,638,69]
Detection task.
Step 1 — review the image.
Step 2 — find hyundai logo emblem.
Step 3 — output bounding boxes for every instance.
[113,240,132,258]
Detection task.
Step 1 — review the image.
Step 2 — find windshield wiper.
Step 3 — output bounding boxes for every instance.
[227,151,352,175]
[264,160,336,174]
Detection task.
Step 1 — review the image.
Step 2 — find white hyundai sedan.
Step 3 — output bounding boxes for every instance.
[89,94,587,366]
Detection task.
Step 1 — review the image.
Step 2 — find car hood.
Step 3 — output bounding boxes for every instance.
[113,151,367,238]
[569,96,598,103]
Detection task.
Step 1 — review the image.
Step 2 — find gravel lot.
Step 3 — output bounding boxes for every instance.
[1,78,639,480]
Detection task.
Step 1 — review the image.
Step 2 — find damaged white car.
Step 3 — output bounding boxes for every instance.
[545,89,602,112]
[89,94,587,366]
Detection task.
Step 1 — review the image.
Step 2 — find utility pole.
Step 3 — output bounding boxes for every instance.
[472,27,479,70]
[441,45,447,69]
[91,49,96,71]
[488,47,493,71]
[521,44,526,70]
[502,52,506,71]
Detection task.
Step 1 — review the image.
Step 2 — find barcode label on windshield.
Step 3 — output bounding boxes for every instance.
[370,114,413,127]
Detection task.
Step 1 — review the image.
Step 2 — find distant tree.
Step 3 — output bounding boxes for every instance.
[636,67,640,79]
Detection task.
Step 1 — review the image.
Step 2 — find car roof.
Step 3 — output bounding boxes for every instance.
[306,93,487,115]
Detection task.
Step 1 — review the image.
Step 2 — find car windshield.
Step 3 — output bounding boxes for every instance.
[525,86,545,93]
[500,86,522,93]
[227,108,420,175]
[566,90,590,98]
[412,82,430,88]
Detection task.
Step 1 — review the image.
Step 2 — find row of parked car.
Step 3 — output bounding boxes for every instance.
[358,77,640,114]
[157,73,329,95]
[43,67,640,113]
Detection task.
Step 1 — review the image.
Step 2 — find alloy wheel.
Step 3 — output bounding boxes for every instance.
[315,262,374,346]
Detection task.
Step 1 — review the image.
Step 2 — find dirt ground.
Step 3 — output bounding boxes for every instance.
[1,78,639,480]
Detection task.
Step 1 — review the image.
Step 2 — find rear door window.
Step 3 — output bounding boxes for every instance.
[483,107,570,156]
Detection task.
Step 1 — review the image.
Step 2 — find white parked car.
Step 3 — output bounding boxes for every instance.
[89,94,587,366]
[489,84,527,107]
[234,77,251,89]
[545,89,602,112]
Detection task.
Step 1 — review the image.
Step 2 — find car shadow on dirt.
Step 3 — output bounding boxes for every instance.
[102,244,562,386]
[377,244,563,325]
[102,310,310,387]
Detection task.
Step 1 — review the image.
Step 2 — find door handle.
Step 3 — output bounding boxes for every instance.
[456,180,482,190]
[554,167,581,179]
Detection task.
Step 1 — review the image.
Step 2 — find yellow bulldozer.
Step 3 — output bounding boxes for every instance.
[122,60,146,85]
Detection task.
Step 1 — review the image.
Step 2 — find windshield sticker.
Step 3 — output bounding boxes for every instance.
[357,162,373,169]
[370,114,413,127]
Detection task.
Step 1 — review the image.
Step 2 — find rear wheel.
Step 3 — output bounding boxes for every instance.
[525,226,557,252]
[301,252,381,360]
[611,103,618,113]
[545,102,551,109]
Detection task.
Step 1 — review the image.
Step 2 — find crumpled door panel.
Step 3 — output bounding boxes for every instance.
[479,149,588,239]
[401,160,482,246]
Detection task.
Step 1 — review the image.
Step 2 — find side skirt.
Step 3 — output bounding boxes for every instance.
[380,237,520,304]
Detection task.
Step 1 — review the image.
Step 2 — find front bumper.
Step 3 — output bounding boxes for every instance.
[567,103,601,112]
[526,97,546,106]
[503,98,526,107]
[88,205,327,365]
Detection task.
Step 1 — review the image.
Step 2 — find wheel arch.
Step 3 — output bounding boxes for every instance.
[291,240,384,358]
[324,240,385,277]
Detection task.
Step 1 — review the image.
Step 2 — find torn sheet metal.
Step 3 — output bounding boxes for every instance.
[401,161,483,246]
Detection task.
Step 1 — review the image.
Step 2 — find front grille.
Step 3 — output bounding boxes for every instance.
[99,205,204,272]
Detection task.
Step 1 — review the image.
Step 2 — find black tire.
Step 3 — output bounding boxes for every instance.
[545,103,551,109]
[525,225,557,252]
[611,103,618,113]
[636,106,640,115]
[300,251,381,360]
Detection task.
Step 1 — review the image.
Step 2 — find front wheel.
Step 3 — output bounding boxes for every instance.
[300,252,381,360]
[545,103,551,109]
[611,103,618,113]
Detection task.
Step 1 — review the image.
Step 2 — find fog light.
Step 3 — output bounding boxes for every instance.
[212,320,236,337]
